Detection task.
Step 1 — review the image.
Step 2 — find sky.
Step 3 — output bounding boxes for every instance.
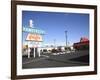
[22,11,89,46]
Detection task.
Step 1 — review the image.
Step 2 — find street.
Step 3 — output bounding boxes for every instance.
[22,50,89,69]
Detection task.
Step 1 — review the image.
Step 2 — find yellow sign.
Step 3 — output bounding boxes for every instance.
[26,34,43,42]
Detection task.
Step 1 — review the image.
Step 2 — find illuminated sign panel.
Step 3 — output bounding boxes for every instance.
[23,27,45,35]
[26,34,43,42]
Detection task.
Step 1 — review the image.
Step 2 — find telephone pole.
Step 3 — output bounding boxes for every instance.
[54,39,56,48]
[65,30,67,47]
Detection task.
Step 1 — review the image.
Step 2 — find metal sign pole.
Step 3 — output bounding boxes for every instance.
[38,48,40,57]
[38,42,41,57]
[28,41,30,58]
[33,42,36,58]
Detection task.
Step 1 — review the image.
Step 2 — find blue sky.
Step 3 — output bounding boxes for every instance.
[22,11,89,46]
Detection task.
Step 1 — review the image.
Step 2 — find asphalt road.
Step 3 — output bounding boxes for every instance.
[22,50,89,69]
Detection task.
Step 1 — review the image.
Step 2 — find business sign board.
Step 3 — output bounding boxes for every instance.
[23,27,45,35]
[26,33,43,42]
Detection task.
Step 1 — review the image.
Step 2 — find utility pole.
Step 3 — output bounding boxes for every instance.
[65,31,67,47]
[54,39,56,49]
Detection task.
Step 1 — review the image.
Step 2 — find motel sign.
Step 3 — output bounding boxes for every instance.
[23,27,45,35]
[23,20,45,58]
[26,34,43,42]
